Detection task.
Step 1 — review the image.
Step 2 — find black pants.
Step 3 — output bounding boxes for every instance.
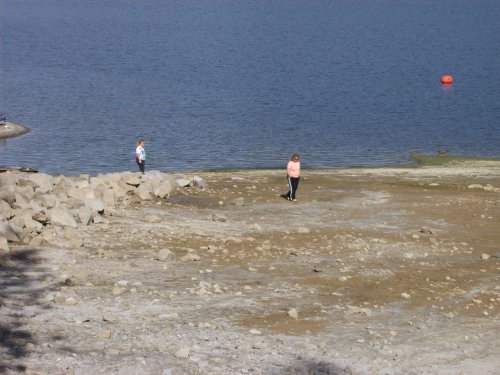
[287,176,300,200]
[136,159,145,173]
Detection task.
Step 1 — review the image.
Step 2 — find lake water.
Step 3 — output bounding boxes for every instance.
[1,0,499,175]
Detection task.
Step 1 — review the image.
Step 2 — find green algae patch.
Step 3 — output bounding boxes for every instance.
[411,154,500,167]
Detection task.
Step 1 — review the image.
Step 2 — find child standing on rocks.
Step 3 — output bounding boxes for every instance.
[286,154,300,201]
[135,139,146,173]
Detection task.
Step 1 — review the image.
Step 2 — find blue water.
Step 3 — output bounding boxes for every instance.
[1,0,499,175]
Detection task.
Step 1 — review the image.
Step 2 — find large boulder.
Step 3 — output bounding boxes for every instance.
[29,173,54,194]
[49,207,78,228]
[84,197,105,213]
[176,178,191,188]
[154,181,173,199]
[0,171,19,187]
[68,186,95,201]
[13,192,30,210]
[39,193,59,209]
[17,211,44,233]
[0,200,13,216]
[0,219,21,242]
[135,182,153,200]
[0,189,15,205]
[193,176,207,189]
[0,235,9,252]
[77,207,94,225]
[125,174,143,187]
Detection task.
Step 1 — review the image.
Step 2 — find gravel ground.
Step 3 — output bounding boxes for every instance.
[1,164,499,375]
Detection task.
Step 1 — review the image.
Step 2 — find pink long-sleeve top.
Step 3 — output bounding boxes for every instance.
[287,160,301,178]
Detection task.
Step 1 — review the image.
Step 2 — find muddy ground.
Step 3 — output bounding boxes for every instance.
[1,164,499,375]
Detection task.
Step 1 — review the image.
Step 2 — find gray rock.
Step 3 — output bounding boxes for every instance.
[154,181,173,199]
[181,253,200,262]
[174,347,190,358]
[135,183,153,200]
[13,192,30,209]
[63,227,81,242]
[0,189,15,205]
[0,220,21,242]
[0,199,13,215]
[233,197,245,206]
[29,173,54,193]
[0,170,19,186]
[19,212,44,233]
[288,308,299,319]
[40,194,58,208]
[0,235,9,251]
[68,186,95,201]
[84,198,105,214]
[49,207,78,228]
[176,178,191,188]
[126,176,142,187]
[193,176,207,189]
[32,211,49,225]
[211,214,226,222]
[157,249,176,262]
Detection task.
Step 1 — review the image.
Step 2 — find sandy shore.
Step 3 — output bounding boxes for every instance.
[1,162,499,374]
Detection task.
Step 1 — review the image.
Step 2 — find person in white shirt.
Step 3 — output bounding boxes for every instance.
[135,139,146,173]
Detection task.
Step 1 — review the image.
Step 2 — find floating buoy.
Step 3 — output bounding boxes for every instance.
[441,75,453,84]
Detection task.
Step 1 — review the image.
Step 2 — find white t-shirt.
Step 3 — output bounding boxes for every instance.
[136,146,145,161]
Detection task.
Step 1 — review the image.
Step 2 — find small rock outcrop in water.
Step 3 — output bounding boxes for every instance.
[0,170,206,252]
[0,121,30,139]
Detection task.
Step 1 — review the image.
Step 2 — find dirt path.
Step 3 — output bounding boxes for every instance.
[1,165,499,374]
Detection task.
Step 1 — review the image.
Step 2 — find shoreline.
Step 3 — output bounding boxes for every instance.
[5,154,500,178]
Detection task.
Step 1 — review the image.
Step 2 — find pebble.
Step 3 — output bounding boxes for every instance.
[112,287,125,295]
[64,297,77,305]
[96,329,111,339]
[181,253,201,262]
[159,313,179,320]
[288,308,299,319]
[175,347,190,358]
[401,293,411,299]
[481,253,490,260]
[102,314,118,323]
[252,341,267,349]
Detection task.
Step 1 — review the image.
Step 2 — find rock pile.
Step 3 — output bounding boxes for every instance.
[0,170,206,251]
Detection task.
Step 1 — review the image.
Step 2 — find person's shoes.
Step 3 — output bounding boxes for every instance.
[292,198,297,202]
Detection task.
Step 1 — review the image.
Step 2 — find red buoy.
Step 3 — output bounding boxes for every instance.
[441,75,453,84]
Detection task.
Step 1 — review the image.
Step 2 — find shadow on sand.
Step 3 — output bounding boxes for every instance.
[0,248,52,373]
[274,359,349,375]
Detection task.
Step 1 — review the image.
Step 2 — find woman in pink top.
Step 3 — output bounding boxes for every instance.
[286,154,301,201]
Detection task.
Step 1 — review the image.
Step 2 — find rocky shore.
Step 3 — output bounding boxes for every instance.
[1,163,499,374]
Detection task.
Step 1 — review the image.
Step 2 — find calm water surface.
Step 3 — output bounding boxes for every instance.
[1,0,499,175]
